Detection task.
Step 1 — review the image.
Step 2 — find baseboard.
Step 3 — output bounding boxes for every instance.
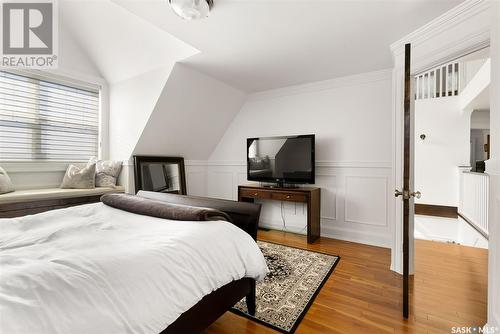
[258,220,391,249]
[415,203,458,218]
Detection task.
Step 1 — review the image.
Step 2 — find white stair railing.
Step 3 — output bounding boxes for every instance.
[459,171,489,237]
[415,61,460,100]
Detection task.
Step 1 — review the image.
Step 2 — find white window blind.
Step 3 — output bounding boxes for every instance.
[0,71,100,161]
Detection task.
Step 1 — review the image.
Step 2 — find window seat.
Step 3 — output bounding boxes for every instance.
[0,186,124,218]
[0,186,124,205]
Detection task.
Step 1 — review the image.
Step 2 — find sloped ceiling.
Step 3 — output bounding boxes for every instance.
[59,0,464,163]
[133,63,246,159]
[60,0,207,162]
[57,23,103,78]
[113,0,462,92]
[60,0,198,84]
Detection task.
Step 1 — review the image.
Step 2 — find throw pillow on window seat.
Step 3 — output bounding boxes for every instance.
[0,167,15,194]
[60,164,96,189]
[88,157,122,188]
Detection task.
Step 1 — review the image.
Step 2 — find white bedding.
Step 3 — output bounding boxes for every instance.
[0,203,268,334]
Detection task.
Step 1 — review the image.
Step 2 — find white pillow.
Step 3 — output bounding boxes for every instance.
[60,164,96,189]
[0,167,15,194]
[88,157,122,188]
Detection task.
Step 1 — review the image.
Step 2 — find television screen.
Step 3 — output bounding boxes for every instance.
[247,135,315,184]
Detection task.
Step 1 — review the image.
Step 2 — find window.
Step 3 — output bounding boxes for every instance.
[0,71,100,161]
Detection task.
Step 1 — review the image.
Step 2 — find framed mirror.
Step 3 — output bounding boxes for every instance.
[133,156,187,195]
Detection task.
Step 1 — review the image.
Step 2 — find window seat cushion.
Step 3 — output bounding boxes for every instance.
[0,186,124,205]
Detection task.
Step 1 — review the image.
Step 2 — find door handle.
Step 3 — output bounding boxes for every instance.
[395,189,421,199]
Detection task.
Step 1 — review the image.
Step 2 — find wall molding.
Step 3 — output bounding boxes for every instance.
[390,0,490,53]
[203,160,392,249]
[391,0,491,75]
[186,160,392,169]
[344,175,388,227]
[258,219,391,249]
[247,69,392,102]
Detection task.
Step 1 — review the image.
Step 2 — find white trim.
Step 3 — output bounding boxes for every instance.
[186,160,392,169]
[390,0,489,52]
[389,0,492,274]
[391,0,491,75]
[247,69,392,102]
[258,220,391,248]
[317,161,391,169]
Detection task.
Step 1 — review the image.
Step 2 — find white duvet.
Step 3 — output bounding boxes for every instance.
[0,203,268,334]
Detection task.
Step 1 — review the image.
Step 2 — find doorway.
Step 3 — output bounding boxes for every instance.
[390,0,492,322]
[414,49,490,248]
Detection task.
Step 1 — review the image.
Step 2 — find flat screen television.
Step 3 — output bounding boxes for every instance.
[247,134,315,185]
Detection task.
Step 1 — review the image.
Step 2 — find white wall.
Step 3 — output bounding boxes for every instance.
[487,0,500,330]
[463,58,488,88]
[56,24,103,79]
[58,0,200,192]
[461,59,491,111]
[133,64,246,160]
[471,110,490,129]
[204,70,394,248]
[109,67,172,162]
[414,97,470,207]
[120,64,247,193]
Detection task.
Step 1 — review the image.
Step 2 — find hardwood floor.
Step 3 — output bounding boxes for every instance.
[204,230,488,334]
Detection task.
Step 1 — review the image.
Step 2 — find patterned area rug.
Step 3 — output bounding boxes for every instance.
[232,241,340,333]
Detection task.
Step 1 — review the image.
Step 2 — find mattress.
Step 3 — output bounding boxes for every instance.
[0,203,268,334]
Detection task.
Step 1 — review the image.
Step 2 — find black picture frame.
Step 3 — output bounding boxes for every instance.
[133,155,187,195]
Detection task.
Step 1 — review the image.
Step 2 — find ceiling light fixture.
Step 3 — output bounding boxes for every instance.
[169,0,213,20]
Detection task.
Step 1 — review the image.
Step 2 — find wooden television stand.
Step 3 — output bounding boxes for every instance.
[238,184,321,244]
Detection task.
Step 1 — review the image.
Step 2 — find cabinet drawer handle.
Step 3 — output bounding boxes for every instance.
[254,193,258,196]
[286,195,291,199]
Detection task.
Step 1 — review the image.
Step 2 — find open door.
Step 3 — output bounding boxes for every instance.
[395,43,419,319]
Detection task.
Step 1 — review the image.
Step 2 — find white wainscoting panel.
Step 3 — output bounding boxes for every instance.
[185,165,207,197]
[316,174,337,220]
[345,176,388,226]
[207,170,234,200]
[201,161,392,248]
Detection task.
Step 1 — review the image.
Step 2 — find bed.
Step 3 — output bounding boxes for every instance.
[0,191,268,334]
